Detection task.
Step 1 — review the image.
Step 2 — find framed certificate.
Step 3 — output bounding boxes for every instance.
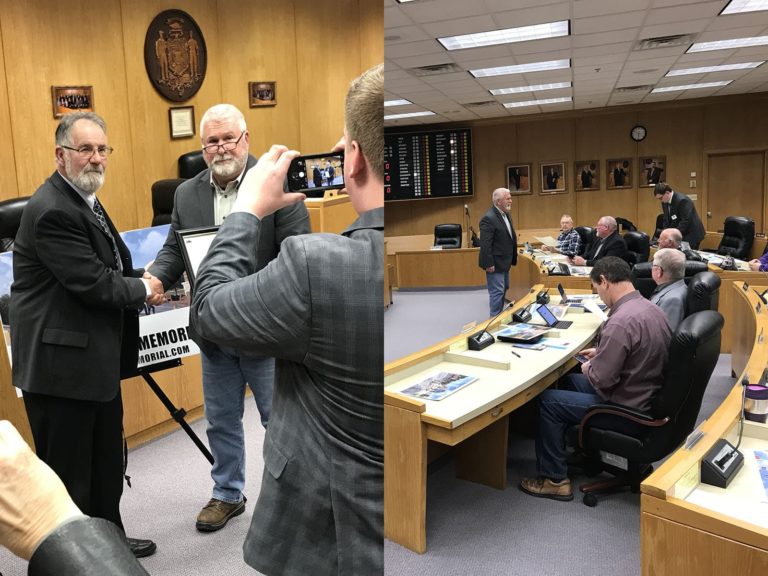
[174,225,219,289]
[168,106,195,139]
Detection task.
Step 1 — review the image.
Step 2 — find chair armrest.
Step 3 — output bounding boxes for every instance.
[578,403,669,450]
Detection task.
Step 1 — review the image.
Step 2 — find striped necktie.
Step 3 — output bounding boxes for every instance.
[92,198,122,271]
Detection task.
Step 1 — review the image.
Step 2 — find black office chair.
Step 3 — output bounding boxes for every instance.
[150,179,185,226]
[434,223,462,249]
[615,217,637,233]
[574,226,594,257]
[631,260,709,299]
[623,231,650,266]
[715,216,754,260]
[651,213,664,244]
[685,271,720,316]
[0,196,30,252]
[178,151,207,179]
[573,310,723,506]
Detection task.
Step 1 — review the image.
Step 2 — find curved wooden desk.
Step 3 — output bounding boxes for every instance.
[640,283,768,575]
[384,285,601,553]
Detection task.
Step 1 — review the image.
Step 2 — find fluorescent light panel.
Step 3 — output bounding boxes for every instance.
[471,59,570,78]
[721,0,768,14]
[666,62,764,76]
[503,97,572,108]
[651,81,731,93]
[490,82,571,95]
[439,20,569,51]
[384,99,412,107]
[384,111,436,120]
[688,36,768,52]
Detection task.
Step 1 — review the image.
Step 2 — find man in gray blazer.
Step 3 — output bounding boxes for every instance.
[10,112,161,557]
[147,104,310,532]
[192,64,383,576]
[650,248,688,331]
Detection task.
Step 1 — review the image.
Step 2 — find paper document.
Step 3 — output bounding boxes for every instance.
[399,371,477,401]
[755,450,768,502]
[582,299,608,321]
[535,235,559,248]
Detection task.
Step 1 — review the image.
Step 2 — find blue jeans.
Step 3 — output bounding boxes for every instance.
[201,346,275,503]
[486,269,509,317]
[535,373,600,480]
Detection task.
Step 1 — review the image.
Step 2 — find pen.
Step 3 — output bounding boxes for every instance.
[510,350,521,358]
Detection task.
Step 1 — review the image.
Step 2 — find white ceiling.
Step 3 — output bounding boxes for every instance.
[384,0,768,125]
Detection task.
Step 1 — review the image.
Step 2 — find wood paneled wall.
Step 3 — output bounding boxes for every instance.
[385,93,768,239]
[0,0,383,231]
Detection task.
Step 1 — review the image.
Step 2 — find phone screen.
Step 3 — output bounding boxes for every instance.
[574,354,588,364]
[287,152,345,194]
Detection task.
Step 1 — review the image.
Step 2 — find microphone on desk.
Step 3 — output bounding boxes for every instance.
[467,301,515,351]
[701,376,747,488]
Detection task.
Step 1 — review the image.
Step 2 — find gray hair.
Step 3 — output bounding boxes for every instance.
[659,228,682,249]
[55,112,106,146]
[599,216,617,232]
[492,188,510,204]
[199,104,247,137]
[654,248,685,281]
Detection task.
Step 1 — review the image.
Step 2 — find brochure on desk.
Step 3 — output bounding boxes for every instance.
[399,371,478,401]
[0,224,201,371]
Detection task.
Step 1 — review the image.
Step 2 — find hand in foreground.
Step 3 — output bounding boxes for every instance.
[579,347,596,359]
[143,272,166,306]
[569,255,586,266]
[234,145,306,219]
[0,421,82,560]
[748,259,761,272]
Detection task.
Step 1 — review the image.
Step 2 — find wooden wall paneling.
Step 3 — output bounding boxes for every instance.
[0,12,19,201]
[294,0,364,153]
[358,0,384,70]
[217,0,300,155]
[121,0,221,229]
[707,152,764,232]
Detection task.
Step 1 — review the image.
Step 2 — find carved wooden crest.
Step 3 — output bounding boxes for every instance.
[144,10,207,102]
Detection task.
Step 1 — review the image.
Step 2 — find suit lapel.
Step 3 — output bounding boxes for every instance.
[494,209,512,238]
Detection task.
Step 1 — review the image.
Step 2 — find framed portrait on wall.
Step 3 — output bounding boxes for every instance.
[540,161,566,194]
[640,156,666,187]
[607,158,633,189]
[506,164,531,195]
[574,160,599,191]
[249,81,276,107]
[51,86,94,119]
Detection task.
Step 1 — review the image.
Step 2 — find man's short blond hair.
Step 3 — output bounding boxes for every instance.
[345,64,383,179]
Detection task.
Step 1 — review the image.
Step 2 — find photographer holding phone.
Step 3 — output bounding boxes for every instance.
[147,104,310,533]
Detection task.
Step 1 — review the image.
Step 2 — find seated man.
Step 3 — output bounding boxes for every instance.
[650,248,687,331]
[657,228,682,250]
[568,216,627,267]
[542,213,581,257]
[748,245,768,271]
[519,257,672,501]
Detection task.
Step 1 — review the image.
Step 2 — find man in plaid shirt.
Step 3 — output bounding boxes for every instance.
[545,214,581,257]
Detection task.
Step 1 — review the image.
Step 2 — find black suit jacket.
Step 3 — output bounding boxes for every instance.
[478,206,517,272]
[10,171,146,401]
[584,231,628,266]
[663,191,705,249]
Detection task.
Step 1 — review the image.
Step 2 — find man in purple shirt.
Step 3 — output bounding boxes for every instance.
[520,257,672,501]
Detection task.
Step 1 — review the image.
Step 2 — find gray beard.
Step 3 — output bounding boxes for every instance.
[209,154,245,181]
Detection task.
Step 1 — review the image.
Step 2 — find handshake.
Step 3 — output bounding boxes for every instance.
[142,271,166,306]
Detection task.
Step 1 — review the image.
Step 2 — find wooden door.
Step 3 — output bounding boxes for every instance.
[707,153,764,232]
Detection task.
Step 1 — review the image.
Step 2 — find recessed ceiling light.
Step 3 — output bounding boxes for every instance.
[490,82,571,95]
[688,36,768,53]
[470,59,570,78]
[503,97,572,108]
[666,62,764,76]
[396,0,419,3]
[385,99,412,107]
[384,111,436,120]
[438,20,569,51]
[721,0,768,14]
[651,81,732,93]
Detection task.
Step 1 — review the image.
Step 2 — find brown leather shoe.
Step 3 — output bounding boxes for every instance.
[196,498,246,532]
[519,477,574,501]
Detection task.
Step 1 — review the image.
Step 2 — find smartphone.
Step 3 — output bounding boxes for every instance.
[574,354,589,364]
[287,151,344,195]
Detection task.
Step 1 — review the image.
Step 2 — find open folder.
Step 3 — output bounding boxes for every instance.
[534,235,559,248]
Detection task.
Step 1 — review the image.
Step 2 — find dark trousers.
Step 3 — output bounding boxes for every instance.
[23,390,125,530]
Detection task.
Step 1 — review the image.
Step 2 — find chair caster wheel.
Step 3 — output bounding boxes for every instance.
[583,493,598,507]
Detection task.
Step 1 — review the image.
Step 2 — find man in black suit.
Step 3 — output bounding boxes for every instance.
[10,112,162,558]
[479,188,517,317]
[569,216,628,267]
[546,167,559,190]
[646,160,664,185]
[654,182,705,249]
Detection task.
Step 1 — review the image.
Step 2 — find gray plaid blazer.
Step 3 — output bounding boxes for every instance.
[191,207,384,576]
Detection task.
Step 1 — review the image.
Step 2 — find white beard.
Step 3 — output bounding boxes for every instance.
[65,156,104,194]
[209,153,246,181]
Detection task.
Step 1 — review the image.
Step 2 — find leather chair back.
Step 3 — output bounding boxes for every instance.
[716,216,754,260]
[685,271,720,316]
[651,213,664,243]
[615,217,637,233]
[631,260,708,299]
[623,230,650,266]
[574,226,594,256]
[0,196,30,252]
[151,179,185,226]
[434,223,462,249]
[178,151,207,179]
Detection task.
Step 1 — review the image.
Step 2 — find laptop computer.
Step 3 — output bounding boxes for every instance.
[557,283,576,304]
[535,303,573,329]
[557,283,608,312]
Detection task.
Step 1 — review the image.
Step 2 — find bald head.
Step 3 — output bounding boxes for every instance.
[658,228,682,250]
[596,216,617,238]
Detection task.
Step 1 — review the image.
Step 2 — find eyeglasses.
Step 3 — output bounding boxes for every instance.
[652,264,664,273]
[202,131,245,154]
[60,144,114,158]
